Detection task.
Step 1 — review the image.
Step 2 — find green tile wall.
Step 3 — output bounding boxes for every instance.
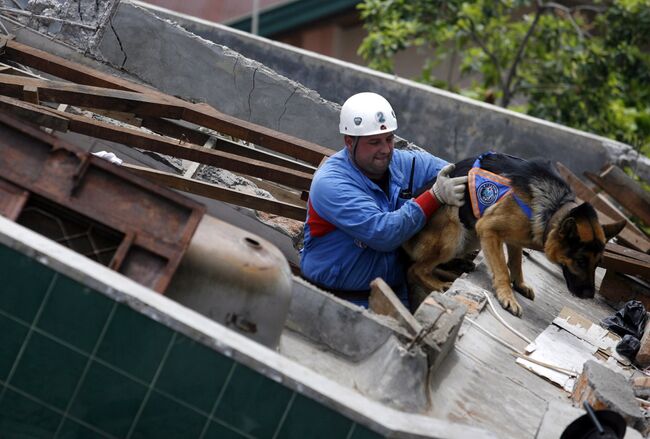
[0,243,385,439]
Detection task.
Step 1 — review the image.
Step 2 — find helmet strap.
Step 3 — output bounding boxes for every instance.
[351,136,360,167]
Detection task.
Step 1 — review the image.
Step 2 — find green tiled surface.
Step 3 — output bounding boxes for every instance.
[203,421,250,439]
[0,243,385,439]
[10,332,87,410]
[276,394,354,438]
[37,275,114,352]
[350,424,386,439]
[70,361,147,438]
[215,364,294,438]
[96,304,174,383]
[0,245,54,322]
[0,313,28,380]
[130,392,206,438]
[156,334,232,413]
[57,419,110,439]
[0,388,61,438]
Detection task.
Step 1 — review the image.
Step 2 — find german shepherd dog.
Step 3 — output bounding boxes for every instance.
[403,153,626,316]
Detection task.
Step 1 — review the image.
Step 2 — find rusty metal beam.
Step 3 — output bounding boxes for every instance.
[0,112,205,293]
[122,163,307,221]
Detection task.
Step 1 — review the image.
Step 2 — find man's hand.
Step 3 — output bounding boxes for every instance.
[431,164,468,206]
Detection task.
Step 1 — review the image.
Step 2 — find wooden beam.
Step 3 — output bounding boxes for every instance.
[556,162,650,253]
[182,104,334,166]
[0,36,161,95]
[0,96,314,191]
[601,251,650,280]
[140,117,316,174]
[121,163,307,221]
[21,84,39,104]
[606,242,650,265]
[0,38,336,165]
[585,165,650,227]
[0,73,185,118]
[52,108,313,191]
[0,95,69,132]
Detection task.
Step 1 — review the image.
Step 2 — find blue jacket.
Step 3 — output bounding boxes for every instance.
[301,147,447,292]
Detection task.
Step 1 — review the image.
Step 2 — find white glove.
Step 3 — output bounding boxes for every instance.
[430,164,468,206]
[92,151,123,165]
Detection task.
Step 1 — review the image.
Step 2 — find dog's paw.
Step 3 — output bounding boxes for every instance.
[514,283,535,300]
[496,289,523,317]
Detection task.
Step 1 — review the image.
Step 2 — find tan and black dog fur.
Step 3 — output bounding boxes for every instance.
[403,153,625,316]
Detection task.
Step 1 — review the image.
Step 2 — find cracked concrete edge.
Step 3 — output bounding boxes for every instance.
[0,216,499,439]
[95,1,342,149]
[288,276,414,362]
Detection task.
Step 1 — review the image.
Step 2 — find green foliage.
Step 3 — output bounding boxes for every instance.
[358,0,650,159]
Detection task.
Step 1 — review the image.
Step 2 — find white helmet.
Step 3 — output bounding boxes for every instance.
[339,92,398,136]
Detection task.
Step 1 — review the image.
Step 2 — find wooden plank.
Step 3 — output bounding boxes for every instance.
[369,277,422,336]
[0,36,161,95]
[606,242,650,264]
[0,95,69,132]
[0,38,336,166]
[585,165,650,227]
[556,162,650,253]
[601,251,650,280]
[0,73,184,118]
[55,109,314,191]
[121,163,307,221]
[140,117,316,174]
[599,270,650,309]
[21,84,38,104]
[183,104,334,166]
[0,96,314,191]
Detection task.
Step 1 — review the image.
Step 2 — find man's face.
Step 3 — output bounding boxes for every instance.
[345,132,395,179]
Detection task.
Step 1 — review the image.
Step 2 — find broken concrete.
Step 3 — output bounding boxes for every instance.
[572,360,646,433]
[414,293,466,374]
[353,335,430,413]
[287,277,412,361]
[0,0,118,51]
[95,1,340,150]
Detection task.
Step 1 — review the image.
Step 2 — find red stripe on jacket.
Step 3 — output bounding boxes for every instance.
[307,200,336,237]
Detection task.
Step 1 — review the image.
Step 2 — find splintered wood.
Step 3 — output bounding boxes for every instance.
[0,36,338,221]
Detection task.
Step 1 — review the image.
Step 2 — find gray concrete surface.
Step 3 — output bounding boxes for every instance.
[96,1,340,151]
[575,360,646,433]
[133,0,649,181]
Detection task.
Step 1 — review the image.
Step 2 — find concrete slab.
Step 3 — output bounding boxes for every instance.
[97,1,340,150]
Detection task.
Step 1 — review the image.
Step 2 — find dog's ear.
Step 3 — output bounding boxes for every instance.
[602,220,626,241]
[559,217,577,239]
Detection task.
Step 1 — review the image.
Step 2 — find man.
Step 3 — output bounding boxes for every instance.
[301,92,467,307]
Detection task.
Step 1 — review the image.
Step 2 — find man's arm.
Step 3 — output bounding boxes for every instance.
[311,177,428,252]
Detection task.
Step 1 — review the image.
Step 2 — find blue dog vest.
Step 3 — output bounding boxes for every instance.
[469,153,532,219]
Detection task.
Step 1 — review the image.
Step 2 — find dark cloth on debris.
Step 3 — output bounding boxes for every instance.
[601,300,647,360]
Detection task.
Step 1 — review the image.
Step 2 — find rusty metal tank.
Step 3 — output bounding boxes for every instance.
[166,214,292,349]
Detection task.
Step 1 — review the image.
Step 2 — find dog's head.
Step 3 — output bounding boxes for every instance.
[545,203,625,298]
